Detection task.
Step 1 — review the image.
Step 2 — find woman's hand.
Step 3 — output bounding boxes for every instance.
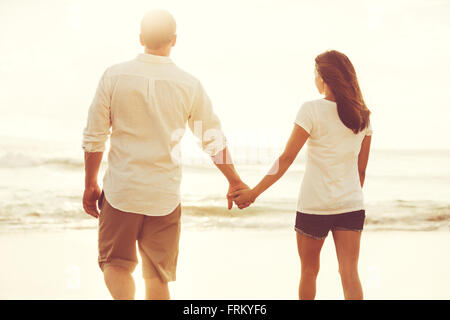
[229,188,256,208]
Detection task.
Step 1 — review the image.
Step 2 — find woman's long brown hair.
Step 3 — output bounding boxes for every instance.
[315,50,371,134]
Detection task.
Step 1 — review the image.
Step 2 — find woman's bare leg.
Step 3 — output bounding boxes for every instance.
[296,232,325,300]
[332,230,363,300]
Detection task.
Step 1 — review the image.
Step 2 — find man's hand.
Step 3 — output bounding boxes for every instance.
[83,184,102,218]
[229,188,256,209]
[227,181,251,210]
[83,151,103,218]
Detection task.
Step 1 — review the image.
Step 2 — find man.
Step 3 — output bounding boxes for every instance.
[82,9,249,300]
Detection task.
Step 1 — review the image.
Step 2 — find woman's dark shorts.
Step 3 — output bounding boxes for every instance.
[295,210,366,240]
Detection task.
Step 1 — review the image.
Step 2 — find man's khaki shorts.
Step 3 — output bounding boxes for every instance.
[97,191,181,282]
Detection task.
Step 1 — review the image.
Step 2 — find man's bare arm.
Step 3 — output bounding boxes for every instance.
[84,152,103,187]
[211,147,250,209]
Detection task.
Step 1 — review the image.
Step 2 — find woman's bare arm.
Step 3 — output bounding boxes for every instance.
[230,124,309,204]
[358,135,372,188]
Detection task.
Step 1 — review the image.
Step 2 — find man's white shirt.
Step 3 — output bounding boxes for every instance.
[82,53,226,216]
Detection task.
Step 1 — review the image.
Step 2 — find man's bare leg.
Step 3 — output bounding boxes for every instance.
[103,265,135,300]
[145,277,170,300]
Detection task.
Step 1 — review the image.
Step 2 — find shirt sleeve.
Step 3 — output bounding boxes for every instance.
[365,119,373,136]
[82,69,112,152]
[188,81,227,156]
[294,102,313,134]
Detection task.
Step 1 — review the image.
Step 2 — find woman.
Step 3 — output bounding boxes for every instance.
[230,50,372,300]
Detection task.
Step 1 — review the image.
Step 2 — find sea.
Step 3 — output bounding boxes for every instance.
[1,0,450,233]
[0,135,449,233]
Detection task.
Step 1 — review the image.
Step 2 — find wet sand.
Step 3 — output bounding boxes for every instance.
[0,229,449,299]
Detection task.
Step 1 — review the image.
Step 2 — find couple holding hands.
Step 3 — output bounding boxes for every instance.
[82,10,372,300]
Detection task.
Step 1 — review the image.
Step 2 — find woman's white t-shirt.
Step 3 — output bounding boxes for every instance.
[295,98,372,215]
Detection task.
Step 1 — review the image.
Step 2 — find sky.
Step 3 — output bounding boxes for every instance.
[1,0,449,152]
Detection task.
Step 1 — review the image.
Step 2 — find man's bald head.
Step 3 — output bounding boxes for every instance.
[140,9,176,50]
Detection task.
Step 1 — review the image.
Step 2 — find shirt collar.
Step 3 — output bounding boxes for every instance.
[137,53,173,64]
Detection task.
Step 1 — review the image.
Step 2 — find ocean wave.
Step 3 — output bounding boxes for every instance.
[0,153,85,169]
[0,199,449,232]
[0,153,286,170]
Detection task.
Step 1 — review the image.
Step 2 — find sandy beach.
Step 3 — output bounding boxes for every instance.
[0,228,448,300]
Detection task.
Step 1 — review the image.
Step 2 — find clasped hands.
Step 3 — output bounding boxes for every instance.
[226,181,256,210]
